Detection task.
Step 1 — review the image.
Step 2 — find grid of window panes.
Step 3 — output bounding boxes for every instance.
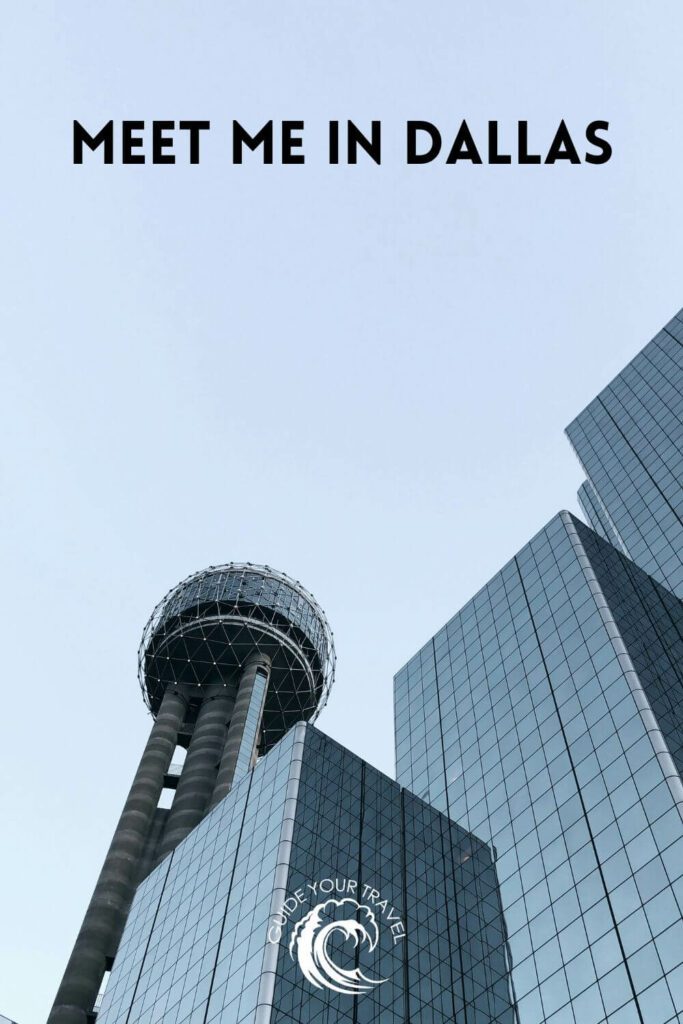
[402,793,516,1024]
[271,729,403,1024]
[575,519,683,784]
[566,308,683,600]
[270,728,516,1024]
[203,725,299,1024]
[96,726,299,1024]
[395,511,683,1024]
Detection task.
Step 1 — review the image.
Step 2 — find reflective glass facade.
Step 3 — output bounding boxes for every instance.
[566,308,683,599]
[577,480,626,554]
[271,728,516,1024]
[96,723,516,1024]
[395,512,683,1024]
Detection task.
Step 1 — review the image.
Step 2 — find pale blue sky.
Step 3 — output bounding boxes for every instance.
[2,3,683,1021]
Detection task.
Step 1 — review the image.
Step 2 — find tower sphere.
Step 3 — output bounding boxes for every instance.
[139,563,335,751]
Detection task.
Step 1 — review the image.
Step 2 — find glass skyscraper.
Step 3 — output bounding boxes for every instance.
[94,723,517,1024]
[566,307,683,599]
[395,511,683,1024]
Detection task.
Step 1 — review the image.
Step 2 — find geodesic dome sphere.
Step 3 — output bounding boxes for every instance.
[138,563,335,751]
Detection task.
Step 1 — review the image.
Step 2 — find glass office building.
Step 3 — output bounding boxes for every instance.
[566,307,683,599]
[395,511,683,1024]
[95,722,517,1024]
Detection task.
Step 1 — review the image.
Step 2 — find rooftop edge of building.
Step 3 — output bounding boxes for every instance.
[393,509,590,678]
[564,304,683,443]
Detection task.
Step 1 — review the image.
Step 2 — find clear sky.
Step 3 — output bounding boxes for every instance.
[2,3,683,1021]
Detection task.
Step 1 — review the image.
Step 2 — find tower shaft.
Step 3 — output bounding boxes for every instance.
[155,688,234,859]
[49,688,187,1024]
[50,666,275,1023]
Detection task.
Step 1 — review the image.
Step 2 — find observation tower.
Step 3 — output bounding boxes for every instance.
[49,563,335,1024]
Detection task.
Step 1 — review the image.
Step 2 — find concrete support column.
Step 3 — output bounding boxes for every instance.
[210,653,271,809]
[48,688,187,1024]
[156,691,233,860]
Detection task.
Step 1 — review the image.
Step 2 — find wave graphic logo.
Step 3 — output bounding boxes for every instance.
[288,897,388,995]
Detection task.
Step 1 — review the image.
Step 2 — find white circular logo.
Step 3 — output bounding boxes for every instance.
[289,896,386,995]
[268,877,405,996]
